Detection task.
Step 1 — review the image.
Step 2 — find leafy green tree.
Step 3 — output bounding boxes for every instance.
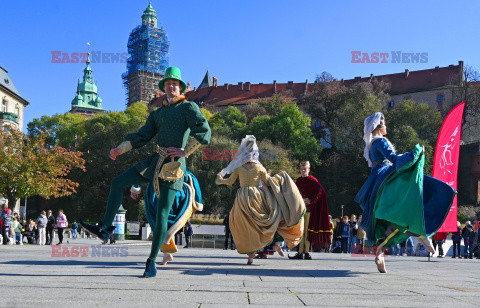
[27,104,150,220]
[243,101,322,163]
[209,106,247,139]
[187,135,300,215]
[27,112,87,148]
[385,100,442,173]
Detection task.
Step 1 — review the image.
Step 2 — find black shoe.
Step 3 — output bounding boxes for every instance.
[469,256,473,259]
[55,242,62,245]
[79,220,115,243]
[183,245,188,248]
[288,253,303,259]
[304,253,312,260]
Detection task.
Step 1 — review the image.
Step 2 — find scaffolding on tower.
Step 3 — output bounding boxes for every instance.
[122,23,170,106]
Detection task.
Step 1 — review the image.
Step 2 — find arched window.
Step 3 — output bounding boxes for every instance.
[2,100,7,112]
[15,105,20,115]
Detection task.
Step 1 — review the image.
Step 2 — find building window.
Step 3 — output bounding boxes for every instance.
[437,95,444,103]
[2,101,6,112]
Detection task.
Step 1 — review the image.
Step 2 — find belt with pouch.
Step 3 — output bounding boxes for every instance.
[153,146,185,196]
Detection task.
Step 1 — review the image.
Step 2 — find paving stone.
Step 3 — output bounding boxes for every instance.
[0,238,478,306]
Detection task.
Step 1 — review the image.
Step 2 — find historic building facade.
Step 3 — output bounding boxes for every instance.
[0,65,29,212]
[0,66,29,132]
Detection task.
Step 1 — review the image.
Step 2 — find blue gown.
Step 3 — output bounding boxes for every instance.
[355,138,456,246]
[144,171,202,252]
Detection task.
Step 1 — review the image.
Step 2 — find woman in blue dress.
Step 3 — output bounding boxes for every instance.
[355,112,456,273]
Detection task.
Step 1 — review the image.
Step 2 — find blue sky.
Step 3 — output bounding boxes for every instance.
[2,0,479,132]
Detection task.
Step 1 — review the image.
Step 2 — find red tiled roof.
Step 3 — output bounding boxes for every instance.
[343,61,463,95]
[149,61,463,107]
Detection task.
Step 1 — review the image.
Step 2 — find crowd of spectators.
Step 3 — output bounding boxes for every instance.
[0,204,81,246]
[328,214,480,259]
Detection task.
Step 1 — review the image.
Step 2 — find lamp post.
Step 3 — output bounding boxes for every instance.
[341,205,344,217]
[112,204,127,241]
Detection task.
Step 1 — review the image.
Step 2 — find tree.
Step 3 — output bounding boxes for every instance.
[0,129,85,208]
[385,100,442,173]
[187,135,301,215]
[297,74,443,217]
[244,100,322,163]
[209,106,247,139]
[450,65,480,144]
[27,112,87,148]
[26,103,150,220]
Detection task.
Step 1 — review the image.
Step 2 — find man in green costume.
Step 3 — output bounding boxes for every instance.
[81,67,211,277]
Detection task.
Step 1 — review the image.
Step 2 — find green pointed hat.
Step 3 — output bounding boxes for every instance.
[159,66,187,94]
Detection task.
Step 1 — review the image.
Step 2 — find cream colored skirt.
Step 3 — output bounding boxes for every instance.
[229,172,305,254]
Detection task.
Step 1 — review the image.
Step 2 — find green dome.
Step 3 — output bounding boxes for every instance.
[142,1,157,26]
[71,94,83,106]
[78,82,97,93]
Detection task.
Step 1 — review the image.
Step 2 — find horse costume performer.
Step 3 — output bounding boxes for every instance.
[131,170,202,265]
[216,135,305,265]
[289,161,331,260]
[81,67,211,277]
[354,112,455,273]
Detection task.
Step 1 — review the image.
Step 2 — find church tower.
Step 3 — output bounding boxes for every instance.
[70,51,104,116]
[122,1,170,107]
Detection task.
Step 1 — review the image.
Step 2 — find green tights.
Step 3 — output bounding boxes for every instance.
[102,166,176,262]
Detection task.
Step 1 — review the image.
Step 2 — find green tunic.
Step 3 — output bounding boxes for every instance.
[125,100,211,191]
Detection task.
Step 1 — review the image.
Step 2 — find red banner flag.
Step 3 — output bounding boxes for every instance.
[432,102,465,232]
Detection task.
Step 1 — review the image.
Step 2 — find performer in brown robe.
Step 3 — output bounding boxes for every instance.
[289,161,331,260]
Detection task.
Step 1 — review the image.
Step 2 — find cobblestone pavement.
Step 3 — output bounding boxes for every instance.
[1,239,479,307]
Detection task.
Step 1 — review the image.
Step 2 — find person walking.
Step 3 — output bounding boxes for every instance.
[339,216,350,253]
[451,221,462,258]
[71,220,78,239]
[356,215,366,254]
[1,203,13,245]
[36,211,48,245]
[223,213,234,250]
[12,217,23,245]
[46,210,56,245]
[348,214,358,253]
[462,221,475,259]
[183,220,193,248]
[433,232,447,257]
[55,209,68,245]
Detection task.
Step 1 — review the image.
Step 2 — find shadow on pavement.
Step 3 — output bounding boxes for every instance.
[0,260,139,267]
[163,266,356,278]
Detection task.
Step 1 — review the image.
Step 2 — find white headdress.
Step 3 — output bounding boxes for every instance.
[219,135,263,176]
[363,112,384,167]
